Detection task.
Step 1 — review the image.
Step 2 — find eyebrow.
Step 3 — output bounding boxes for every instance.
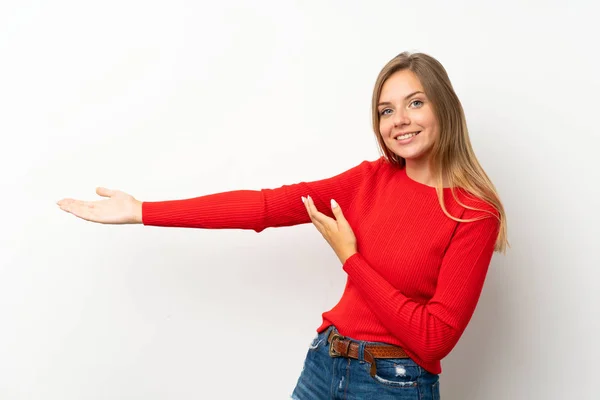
[377,91,425,107]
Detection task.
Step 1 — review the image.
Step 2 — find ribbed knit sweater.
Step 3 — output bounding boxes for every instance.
[142,157,500,374]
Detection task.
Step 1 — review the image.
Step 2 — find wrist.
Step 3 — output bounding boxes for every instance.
[341,250,358,265]
[134,200,143,224]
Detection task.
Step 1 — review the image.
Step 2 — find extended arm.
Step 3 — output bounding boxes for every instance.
[142,159,378,231]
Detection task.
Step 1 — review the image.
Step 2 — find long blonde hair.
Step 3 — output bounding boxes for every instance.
[371,52,508,253]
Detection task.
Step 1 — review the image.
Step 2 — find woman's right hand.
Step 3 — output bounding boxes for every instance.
[57,187,143,224]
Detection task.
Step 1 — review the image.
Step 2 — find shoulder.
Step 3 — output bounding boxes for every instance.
[452,189,500,221]
[347,156,387,176]
[359,156,386,170]
[448,191,501,248]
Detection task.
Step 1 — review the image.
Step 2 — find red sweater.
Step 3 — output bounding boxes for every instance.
[142,157,500,374]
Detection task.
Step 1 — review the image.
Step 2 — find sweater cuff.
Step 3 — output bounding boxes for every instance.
[342,252,363,273]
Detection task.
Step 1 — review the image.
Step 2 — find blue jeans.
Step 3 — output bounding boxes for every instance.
[291,326,440,400]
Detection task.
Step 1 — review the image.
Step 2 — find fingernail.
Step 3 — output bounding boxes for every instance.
[331,199,338,208]
[301,196,306,204]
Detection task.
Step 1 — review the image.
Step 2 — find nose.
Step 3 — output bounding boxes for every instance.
[393,109,410,127]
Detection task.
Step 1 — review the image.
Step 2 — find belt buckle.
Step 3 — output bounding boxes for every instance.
[328,332,344,357]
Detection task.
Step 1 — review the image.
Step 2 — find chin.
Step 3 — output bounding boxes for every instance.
[392,151,429,163]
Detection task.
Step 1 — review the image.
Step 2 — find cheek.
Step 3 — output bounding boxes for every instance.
[412,113,430,127]
[379,120,392,136]
[431,125,440,140]
[420,109,438,129]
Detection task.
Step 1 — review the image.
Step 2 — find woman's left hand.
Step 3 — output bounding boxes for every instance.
[302,195,357,264]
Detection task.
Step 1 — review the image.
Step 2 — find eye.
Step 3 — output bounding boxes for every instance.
[379,108,392,116]
[409,100,424,108]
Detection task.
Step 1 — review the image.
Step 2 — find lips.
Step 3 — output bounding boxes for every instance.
[394,131,421,140]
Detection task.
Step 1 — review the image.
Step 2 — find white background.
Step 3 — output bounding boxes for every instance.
[1,1,598,399]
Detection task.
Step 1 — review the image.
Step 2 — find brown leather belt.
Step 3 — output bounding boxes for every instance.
[327,329,409,377]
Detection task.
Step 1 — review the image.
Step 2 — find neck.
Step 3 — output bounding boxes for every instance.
[405,159,440,188]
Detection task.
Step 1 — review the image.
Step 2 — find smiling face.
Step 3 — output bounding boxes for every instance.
[377,69,439,167]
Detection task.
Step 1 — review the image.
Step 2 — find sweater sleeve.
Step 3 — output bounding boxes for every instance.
[342,205,500,364]
[142,159,379,232]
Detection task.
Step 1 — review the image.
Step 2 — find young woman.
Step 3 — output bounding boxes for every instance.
[57,51,508,399]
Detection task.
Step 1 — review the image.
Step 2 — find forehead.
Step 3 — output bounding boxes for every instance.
[379,69,424,100]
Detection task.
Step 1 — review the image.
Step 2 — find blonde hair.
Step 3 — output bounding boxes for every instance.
[371,51,509,253]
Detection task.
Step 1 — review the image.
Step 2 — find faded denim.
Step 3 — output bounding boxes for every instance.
[291,326,440,400]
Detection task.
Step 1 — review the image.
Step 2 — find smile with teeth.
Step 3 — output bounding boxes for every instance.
[395,131,420,140]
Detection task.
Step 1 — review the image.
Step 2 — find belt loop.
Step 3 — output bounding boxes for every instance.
[327,326,337,343]
[364,349,377,377]
[358,341,366,363]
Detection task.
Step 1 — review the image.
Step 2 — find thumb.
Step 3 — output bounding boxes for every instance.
[330,199,346,221]
[96,187,117,198]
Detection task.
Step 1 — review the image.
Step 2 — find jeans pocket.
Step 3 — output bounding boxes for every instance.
[308,332,326,352]
[366,358,419,388]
